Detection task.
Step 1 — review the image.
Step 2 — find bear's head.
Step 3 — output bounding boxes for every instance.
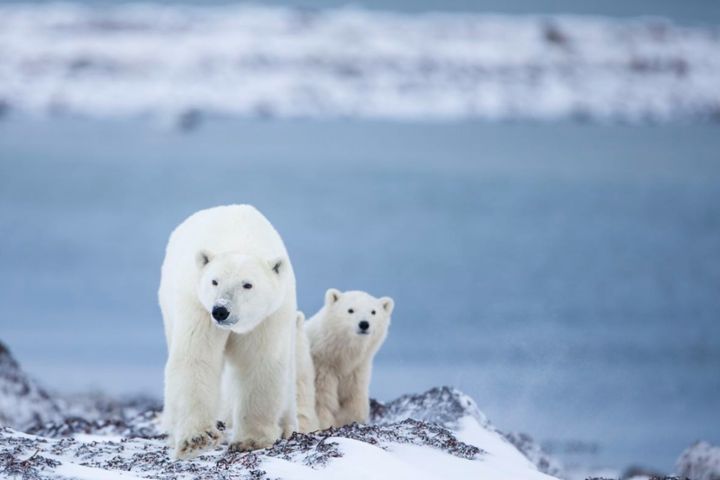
[323,289,394,346]
[195,250,287,334]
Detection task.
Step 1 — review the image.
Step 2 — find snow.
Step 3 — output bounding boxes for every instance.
[0,343,62,431]
[676,441,720,480]
[0,342,560,479]
[457,415,538,471]
[0,344,558,480]
[0,340,712,479]
[0,423,554,480]
[0,3,719,125]
[54,462,144,480]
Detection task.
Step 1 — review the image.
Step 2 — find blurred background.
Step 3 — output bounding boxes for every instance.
[1,0,719,475]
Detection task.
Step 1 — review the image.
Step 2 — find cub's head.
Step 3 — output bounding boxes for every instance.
[196,250,287,334]
[323,288,394,344]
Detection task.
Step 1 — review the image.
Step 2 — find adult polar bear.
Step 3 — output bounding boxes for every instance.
[159,205,297,459]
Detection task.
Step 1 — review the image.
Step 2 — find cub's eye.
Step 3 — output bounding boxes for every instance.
[243,283,253,290]
[348,308,354,314]
[212,280,218,286]
[371,310,376,315]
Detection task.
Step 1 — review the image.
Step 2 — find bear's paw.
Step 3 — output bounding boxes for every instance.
[174,426,223,459]
[228,436,276,453]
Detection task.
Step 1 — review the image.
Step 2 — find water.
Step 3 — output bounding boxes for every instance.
[1,117,719,473]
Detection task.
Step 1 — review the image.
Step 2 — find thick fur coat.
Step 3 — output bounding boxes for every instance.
[305,289,393,429]
[295,311,319,432]
[158,205,297,458]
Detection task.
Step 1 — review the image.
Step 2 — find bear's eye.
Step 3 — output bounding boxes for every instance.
[371,310,376,315]
[243,283,253,290]
[348,308,354,314]
[212,280,218,286]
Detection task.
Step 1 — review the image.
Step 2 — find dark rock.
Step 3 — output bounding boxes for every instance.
[621,465,667,479]
[0,445,61,480]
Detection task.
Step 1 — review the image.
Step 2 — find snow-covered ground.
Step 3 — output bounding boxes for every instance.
[0,3,719,124]
[0,340,561,480]
[3,337,718,479]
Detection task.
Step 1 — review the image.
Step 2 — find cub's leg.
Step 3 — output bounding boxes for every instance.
[335,365,371,427]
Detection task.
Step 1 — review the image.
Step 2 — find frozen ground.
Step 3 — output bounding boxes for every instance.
[3,338,715,480]
[0,3,719,124]
[0,341,560,480]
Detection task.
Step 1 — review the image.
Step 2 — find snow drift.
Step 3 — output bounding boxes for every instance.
[0,3,719,125]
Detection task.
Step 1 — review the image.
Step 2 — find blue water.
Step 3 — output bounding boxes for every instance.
[0,117,719,473]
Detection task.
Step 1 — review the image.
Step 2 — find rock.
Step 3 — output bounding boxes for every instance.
[676,441,720,480]
[370,385,489,429]
[621,465,667,479]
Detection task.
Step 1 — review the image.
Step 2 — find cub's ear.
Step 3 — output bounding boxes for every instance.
[296,311,305,328]
[196,250,214,269]
[268,257,285,276]
[325,288,342,306]
[380,297,394,314]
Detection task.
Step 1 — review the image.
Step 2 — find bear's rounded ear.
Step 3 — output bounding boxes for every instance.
[196,250,214,269]
[325,288,342,306]
[268,257,284,276]
[380,297,394,314]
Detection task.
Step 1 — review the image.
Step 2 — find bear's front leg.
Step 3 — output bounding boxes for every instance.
[226,353,287,452]
[335,365,371,427]
[314,368,340,430]
[164,311,229,459]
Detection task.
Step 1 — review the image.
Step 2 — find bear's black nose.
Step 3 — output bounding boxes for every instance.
[212,305,230,321]
[358,320,370,331]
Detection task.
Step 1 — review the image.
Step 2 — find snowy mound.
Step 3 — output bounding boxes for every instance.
[0,392,558,480]
[0,341,560,480]
[371,385,488,428]
[0,4,719,125]
[0,341,61,431]
[676,441,720,480]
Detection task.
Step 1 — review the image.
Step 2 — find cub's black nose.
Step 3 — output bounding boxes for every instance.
[358,320,370,331]
[212,305,230,321]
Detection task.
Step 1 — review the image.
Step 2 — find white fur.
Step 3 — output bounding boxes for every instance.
[158,205,297,458]
[295,311,319,432]
[306,289,393,429]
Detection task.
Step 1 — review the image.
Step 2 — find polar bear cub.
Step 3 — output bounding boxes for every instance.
[158,205,297,458]
[306,289,394,429]
[295,312,318,432]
